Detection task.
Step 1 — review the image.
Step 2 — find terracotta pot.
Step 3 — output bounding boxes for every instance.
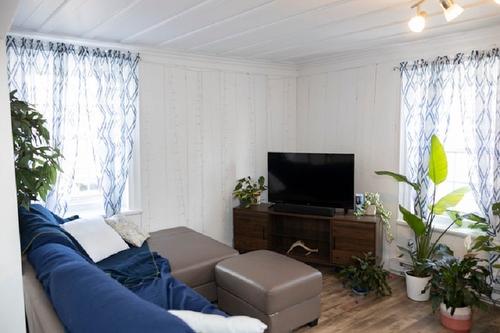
[439,303,472,333]
[405,271,431,301]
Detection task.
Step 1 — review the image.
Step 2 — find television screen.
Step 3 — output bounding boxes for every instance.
[268,152,354,209]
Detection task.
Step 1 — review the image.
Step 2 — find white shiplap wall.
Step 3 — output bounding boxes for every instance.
[139,55,296,245]
[295,31,500,265]
[296,64,401,264]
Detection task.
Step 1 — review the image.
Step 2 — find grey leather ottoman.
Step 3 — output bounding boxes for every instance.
[216,250,322,333]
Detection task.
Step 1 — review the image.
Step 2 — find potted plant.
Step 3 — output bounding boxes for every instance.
[339,252,392,297]
[10,91,62,208]
[354,192,394,241]
[376,135,470,301]
[428,236,495,333]
[233,176,267,208]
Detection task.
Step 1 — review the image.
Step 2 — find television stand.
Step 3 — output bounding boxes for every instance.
[272,203,335,217]
[233,203,382,267]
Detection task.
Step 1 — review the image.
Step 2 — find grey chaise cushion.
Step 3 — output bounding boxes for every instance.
[148,227,238,288]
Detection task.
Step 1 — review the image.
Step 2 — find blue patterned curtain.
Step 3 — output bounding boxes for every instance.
[6,36,139,217]
[400,57,454,217]
[400,48,500,284]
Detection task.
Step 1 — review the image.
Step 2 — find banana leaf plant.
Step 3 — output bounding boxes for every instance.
[376,135,472,277]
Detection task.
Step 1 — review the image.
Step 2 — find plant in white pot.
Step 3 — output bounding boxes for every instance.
[376,135,470,301]
[427,235,495,333]
[233,176,267,208]
[354,192,394,241]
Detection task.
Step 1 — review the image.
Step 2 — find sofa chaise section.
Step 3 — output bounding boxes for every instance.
[23,226,238,333]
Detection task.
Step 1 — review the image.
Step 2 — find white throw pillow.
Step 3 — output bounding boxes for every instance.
[169,310,267,333]
[62,216,129,262]
[104,214,150,247]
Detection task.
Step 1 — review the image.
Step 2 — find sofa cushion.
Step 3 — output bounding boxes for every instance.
[148,227,238,287]
[215,250,322,314]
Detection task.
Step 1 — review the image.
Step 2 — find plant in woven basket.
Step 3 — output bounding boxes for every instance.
[10,91,62,208]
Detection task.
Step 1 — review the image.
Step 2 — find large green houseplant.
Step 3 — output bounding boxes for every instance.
[376,135,470,301]
[10,91,61,208]
[339,252,392,297]
[428,235,495,332]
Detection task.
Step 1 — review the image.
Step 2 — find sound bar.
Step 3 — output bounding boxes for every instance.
[272,203,335,217]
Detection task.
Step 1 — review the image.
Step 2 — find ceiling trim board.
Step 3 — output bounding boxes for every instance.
[83,0,143,38]
[120,0,214,43]
[184,0,352,51]
[159,0,279,47]
[215,0,407,56]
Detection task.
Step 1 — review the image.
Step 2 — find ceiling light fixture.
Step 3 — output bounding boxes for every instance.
[408,3,427,33]
[495,0,500,4]
[439,0,464,22]
[408,0,468,32]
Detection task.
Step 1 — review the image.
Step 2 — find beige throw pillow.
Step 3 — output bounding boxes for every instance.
[105,214,150,247]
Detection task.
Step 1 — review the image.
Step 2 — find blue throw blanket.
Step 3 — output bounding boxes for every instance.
[20,205,225,333]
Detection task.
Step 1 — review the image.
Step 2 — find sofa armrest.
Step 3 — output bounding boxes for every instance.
[22,256,64,333]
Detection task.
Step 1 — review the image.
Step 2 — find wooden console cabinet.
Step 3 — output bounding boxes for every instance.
[233,203,382,266]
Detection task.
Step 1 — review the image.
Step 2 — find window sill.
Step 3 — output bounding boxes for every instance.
[396,217,485,238]
[66,208,143,218]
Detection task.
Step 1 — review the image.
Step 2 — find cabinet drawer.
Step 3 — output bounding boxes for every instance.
[333,221,375,242]
[333,237,375,252]
[234,218,268,239]
[234,236,268,252]
[332,249,366,266]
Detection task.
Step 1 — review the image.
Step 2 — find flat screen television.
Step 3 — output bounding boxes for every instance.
[268,152,354,211]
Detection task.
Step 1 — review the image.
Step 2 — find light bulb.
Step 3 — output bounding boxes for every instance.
[440,1,464,22]
[408,13,426,33]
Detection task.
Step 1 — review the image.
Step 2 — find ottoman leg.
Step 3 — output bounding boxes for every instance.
[308,319,319,327]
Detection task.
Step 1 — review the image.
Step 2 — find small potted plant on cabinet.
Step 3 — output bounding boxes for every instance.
[233,176,267,208]
[339,252,392,297]
[428,236,495,333]
[376,135,472,301]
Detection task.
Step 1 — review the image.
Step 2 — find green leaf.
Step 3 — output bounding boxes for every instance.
[399,205,426,236]
[374,171,420,191]
[432,187,469,215]
[428,135,447,185]
[461,213,486,223]
[446,210,463,226]
[493,202,500,216]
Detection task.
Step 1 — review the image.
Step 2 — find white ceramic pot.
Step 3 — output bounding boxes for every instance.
[405,271,431,301]
[439,303,472,333]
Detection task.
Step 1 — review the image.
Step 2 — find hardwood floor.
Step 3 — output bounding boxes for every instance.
[296,268,500,333]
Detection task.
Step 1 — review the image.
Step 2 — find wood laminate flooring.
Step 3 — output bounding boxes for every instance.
[296,268,500,333]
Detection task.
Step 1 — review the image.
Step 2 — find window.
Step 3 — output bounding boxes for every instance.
[398,56,499,221]
[6,36,139,217]
[434,96,480,215]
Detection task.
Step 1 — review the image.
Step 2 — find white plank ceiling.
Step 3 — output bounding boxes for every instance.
[11,0,500,64]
